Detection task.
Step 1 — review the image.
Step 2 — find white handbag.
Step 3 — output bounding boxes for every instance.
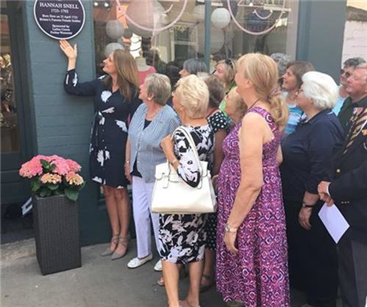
[151,126,217,214]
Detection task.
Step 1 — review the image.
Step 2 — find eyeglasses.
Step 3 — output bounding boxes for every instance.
[340,69,351,78]
[224,59,234,70]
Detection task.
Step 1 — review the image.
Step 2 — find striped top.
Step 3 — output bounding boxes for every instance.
[128,103,180,183]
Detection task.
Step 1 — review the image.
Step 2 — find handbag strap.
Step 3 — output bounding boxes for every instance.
[172,126,203,175]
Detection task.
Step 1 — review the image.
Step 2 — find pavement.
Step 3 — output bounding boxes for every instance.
[1,238,330,307]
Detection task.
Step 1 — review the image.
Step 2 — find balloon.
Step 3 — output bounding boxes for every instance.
[104,43,124,57]
[191,23,224,54]
[211,8,231,29]
[192,5,205,22]
[106,20,125,39]
[122,28,133,39]
[126,0,168,38]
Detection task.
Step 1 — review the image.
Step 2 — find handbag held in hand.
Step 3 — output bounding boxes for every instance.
[151,127,217,214]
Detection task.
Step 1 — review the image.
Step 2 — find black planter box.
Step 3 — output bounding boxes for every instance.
[33,195,81,275]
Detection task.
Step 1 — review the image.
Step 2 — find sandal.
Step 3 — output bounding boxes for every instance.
[157,266,188,287]
[200,274,215,293]
[111,236,129,260]
[101,234,119,257]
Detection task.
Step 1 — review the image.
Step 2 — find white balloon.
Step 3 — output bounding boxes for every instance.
[105,20,125,39]
[211,8,231,29]
[104,43,124,57]
[192,5,205,22]
[191,23,224,54]
[126,0,167,38]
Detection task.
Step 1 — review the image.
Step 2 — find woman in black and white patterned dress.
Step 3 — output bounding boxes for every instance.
[60,40,141,259]
[161,75,214,307]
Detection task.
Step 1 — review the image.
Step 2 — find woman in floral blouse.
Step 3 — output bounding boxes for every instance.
[60,40,141,260]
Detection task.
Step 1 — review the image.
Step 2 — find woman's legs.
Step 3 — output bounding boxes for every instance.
[162,260,180,307]
[103,185,120,250]
[201,249,215,287]
[114,187,130,255]
[182,260,204,307]
[103,185,130,254]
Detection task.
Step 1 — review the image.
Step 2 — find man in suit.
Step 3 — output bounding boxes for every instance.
[318,63,367,307]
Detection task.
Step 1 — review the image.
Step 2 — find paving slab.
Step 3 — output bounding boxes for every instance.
[0,238,320,307]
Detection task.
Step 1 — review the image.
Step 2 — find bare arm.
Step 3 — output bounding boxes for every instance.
[226,113,266,229]
[213,129,227,175]
[298,191,319,230]
[124,138,132,182]
[276,145,283,165]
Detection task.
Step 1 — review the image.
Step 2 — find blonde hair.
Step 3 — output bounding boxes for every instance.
[174,75,209,119]
[103,50,139,102]
[217,59,237,88]
[227,88,247,118]
[238,53,288,127]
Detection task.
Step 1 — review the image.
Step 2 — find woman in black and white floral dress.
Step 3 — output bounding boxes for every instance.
[60,40,141,260]
[161,75,214,307]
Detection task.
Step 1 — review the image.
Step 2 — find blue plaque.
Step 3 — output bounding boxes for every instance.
[34,0,85,40]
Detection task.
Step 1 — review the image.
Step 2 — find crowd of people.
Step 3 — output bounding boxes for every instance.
[60,39,367,307]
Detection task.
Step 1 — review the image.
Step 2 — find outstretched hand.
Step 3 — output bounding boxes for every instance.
[59,40,77,60]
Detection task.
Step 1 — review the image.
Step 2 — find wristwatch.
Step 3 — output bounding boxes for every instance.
[225,224,238,233]
[302,203,314,208]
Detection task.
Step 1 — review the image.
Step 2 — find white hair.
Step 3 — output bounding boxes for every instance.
[302,71,338,109]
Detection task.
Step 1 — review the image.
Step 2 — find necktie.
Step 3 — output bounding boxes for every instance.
[344,107,367,154]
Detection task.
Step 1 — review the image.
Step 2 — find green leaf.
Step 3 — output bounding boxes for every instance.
[40,159,50,169]
[46,184,59,191]
[31,179,41,192]
[39,188,51,197]
[65,189,78,202]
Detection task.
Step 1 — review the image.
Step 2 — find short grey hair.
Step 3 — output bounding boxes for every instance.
[182,59,207,75]
[174,75,209,119]
[302,71,338,110]
[270,53,291,76]
[343,57,366,68]
[145,73,172,106]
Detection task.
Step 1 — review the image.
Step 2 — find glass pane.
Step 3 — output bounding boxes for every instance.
[1,14,20,153]
[209,0,298,71]
[93,0,204,88]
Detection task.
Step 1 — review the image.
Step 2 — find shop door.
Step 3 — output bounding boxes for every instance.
[1,1,31,205]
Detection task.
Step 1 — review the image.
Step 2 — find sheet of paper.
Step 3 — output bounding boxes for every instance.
[318,203,350,244]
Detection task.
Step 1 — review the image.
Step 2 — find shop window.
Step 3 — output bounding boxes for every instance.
[0,13,20,153]
[93,0,298,76]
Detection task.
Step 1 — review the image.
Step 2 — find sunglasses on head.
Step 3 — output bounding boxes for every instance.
[224,59,234,70]
[340,69,351,78]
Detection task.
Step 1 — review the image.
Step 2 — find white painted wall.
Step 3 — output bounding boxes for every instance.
[342,20,367,64]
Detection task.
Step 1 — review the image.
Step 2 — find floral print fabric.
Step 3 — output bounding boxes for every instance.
[159,125,214,264]
[216,107,290,306]
[64,70,141,188]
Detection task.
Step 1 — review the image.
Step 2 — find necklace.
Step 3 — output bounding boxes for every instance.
[247,98,260,111]
[146,107,162,120]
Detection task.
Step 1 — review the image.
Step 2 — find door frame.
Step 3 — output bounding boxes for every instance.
[1,1,35,205]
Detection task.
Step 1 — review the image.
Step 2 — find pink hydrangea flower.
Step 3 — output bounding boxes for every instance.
[40,173,62,184]
[66,172,84,186]
[65,159,82,172]
[19,156,43,178]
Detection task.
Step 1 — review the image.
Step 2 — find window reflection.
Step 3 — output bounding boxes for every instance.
[92,0,297,85]
[1,14,19,153]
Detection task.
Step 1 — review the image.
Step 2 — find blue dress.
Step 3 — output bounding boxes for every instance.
[64,69,141,188]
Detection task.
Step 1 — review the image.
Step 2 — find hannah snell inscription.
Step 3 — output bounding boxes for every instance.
[34,0,85,40]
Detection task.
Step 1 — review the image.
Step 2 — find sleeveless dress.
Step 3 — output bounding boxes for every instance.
[216,107,290,306]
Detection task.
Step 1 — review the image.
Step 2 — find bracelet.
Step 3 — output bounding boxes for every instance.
[125,160,130,164]
[302,203,314,208]
[170,158,178,165]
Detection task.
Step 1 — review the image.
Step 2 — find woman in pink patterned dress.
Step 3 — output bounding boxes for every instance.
[216,53,290,307]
